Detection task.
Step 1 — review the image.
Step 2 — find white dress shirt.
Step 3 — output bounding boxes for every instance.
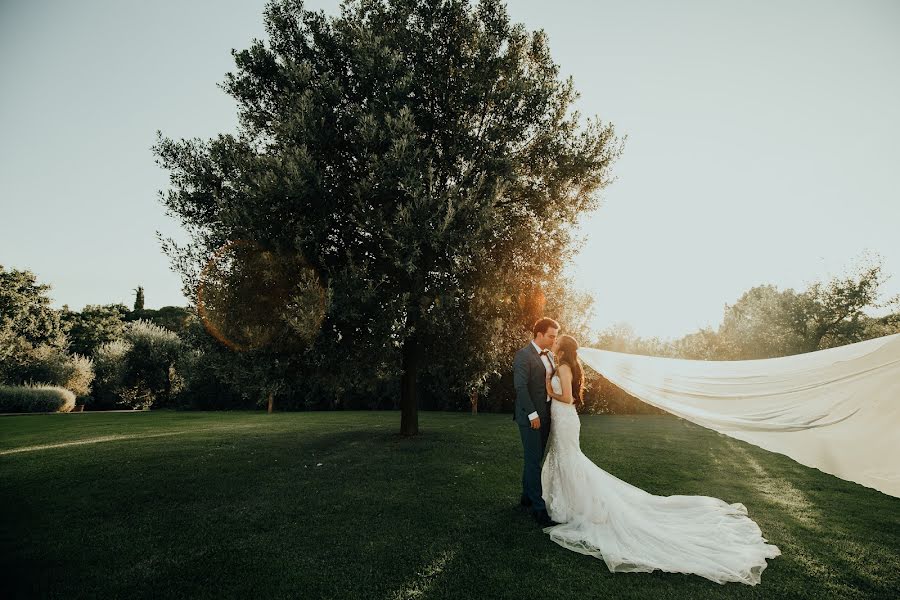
[528,340,554,422]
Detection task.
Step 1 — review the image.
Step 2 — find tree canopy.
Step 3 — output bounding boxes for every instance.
[154,0,623,434]
[593,254,900,362]
[0,265,67,382]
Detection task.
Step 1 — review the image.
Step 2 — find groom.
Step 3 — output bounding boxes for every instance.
[513,317,560,526]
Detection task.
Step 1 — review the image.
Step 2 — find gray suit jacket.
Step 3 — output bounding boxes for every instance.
[512,343,555,427]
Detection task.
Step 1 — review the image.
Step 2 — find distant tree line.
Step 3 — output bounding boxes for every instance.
[0,265,191,411]
[572,254,900,414]
[2,253,896,415]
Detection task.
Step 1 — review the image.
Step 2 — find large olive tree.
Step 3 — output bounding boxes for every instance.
[155,0,622,434]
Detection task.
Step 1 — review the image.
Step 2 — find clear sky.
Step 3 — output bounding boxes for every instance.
[2,0,898,340]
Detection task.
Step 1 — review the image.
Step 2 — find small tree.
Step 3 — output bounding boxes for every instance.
[124,320,183,408]
[92,340,131,409]
[92,322,184,410]
[61,304,129,356]
[133,286,145,311]
[795,254,898,350]
[0,265,68,382]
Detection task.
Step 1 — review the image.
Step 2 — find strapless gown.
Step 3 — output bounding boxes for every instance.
[540,374,780,585]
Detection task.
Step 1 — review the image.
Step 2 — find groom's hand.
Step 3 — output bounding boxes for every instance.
[531,417,541,430]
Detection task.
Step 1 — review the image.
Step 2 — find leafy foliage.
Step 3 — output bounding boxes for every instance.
[0,265,67,382]
[15,345,95,398]
[92,340,132,409]
[154,0,622,432]
[717,253,899,359]
[591,254,899,366]
[91,322,184,410]
[0,384,76,413]
[125,306,193,335]
[61,303,129,357]
[133,286,145,311]
[123,320,183,408]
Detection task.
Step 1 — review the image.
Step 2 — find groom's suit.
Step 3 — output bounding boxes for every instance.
[513,341,554,511]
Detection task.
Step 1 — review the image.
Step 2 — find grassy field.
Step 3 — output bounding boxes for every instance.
[1,411,898,599]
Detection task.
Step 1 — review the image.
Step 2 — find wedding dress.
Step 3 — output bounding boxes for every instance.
[541,374,781,585]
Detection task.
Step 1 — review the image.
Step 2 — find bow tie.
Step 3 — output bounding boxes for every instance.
[539,350,550,356]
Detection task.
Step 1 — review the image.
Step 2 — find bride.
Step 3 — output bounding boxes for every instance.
[541,334,781,585]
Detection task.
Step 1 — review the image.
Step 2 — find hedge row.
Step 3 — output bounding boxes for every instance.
[0,384,76,413]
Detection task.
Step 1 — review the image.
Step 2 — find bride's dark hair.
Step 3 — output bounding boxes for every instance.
[554,334,585,407]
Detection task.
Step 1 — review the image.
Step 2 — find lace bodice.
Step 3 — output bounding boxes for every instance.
[550,373,562,396]
[550,374,576,415]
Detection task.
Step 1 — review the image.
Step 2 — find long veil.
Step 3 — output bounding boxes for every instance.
[579,333,900,498]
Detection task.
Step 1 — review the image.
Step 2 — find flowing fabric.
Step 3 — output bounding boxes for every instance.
[541,378,780,585]
[579,333,900,498]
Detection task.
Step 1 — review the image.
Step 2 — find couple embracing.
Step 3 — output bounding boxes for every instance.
[511,318,781,586]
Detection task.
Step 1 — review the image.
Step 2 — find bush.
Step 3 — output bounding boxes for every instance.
[0,384,76,413]
[61,303,128,356]
[0,330,32,382]
[91,322,184,410]
[171,349,208,409]
[91,340,131,409]
[124,320,182,408]
[125,306,193,335]
[116,384,154,411]
[19,345,95,398]
[169,321,259,410]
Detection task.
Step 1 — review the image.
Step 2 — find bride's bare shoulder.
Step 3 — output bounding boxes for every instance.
[558,363,573,377]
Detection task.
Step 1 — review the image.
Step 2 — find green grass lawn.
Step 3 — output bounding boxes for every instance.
[1,411,898,599]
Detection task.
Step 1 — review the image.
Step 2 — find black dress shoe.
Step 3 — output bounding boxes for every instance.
[532,509,559,527]
[520,494,533,508]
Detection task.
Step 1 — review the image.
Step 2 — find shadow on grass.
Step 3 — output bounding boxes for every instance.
[3,413,898,599]
[2,425,526,599]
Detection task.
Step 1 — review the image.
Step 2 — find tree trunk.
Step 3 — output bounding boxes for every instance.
[400,333,420,436]
[267,391,274,414]
[401,269,430,436]
[470,390,478,415]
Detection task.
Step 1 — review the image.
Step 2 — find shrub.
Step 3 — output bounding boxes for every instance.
[64,353,96,398]
[0,384,76,413]
[116,383,155,411]
[91,340,131,409]
[171,348,202,408]
[171,348,250,410]
[60,303,128,356]
[19,345,95,397]
[90,322,184,409]
[124,320,183,408]
[125,306,193,335]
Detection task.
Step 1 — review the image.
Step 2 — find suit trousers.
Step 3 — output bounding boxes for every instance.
[518,409,551,511]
